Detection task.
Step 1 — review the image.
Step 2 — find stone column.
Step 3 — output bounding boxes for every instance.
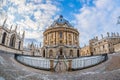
[73,33,75,45]
[48,33,50,45]
[50,60,54,71]
[55,32,56,45]
[46,33,48,45]
[68,60,72,71]
[72,33,74,45]
[66,31,67,45]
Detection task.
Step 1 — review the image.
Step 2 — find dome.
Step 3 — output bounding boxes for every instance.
[50,15,73,27]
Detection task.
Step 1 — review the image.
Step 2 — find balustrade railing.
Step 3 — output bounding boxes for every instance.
[15,54,108,71]
[72,54,107,70]
[15,55,50,70]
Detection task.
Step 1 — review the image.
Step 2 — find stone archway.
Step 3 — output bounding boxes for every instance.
[9,34,16,48]
[59,48,63,55]
[69,50,73,58]
[49,50,53,58]
[77,49,80,57]
[43,50,45,57]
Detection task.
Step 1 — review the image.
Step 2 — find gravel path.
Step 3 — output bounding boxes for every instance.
[0,52,120,80]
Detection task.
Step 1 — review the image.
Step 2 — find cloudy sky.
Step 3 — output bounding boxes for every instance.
[0,0,120,47]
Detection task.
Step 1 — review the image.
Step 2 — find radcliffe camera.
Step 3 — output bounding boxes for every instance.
[0,0,120,80]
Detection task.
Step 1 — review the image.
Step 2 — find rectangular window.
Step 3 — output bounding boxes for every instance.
[60,32,62,38]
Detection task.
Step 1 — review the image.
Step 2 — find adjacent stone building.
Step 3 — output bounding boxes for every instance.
[80,45,91,56]
[0,19,24,51]
[89,32,120,55]
[1,16,120,57]
[24,42,41,56]
[114,43,120,53]
[42,15,80,58]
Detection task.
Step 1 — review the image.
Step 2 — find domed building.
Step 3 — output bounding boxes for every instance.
[42,15,80,58]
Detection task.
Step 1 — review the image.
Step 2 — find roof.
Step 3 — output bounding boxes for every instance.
[50,15,73,28]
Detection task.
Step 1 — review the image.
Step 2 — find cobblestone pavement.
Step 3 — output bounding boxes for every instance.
[0,52,120,80]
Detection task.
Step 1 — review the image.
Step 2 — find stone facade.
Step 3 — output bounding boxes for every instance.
[0,19,24,51]
[114,43,120,53]
[1,16,119,57]
[89,32,120,55]
[25,42,41,56]
[80,45,91,56]
[42,15,80,58]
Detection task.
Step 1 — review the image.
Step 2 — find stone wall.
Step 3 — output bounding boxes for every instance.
[80,45,91,56]
[0,26,24,51]
[0,44,22,54]
[114,43,120,53]
[89,32,120,55]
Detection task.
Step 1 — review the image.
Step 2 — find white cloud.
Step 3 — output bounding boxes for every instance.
[75,0,120,47]
[0,0,60,46]
[9,0,25,5]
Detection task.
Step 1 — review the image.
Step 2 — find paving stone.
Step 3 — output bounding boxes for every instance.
[0,52,120,80]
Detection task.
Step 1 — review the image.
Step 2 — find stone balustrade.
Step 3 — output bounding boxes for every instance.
[15,54,108,71]
[72,54,107,70]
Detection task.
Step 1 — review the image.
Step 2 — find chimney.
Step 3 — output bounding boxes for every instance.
[113,32,116,37]
[117,32,119,36]
[96,36,98,40]
[107,32,109,37]
[101,34,103,39]
[111,32,114,37]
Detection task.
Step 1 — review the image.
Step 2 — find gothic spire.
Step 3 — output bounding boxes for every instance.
[2,18,7,27]
[22,31,25,39]
[15,25,17,31]
[10,25,13,31]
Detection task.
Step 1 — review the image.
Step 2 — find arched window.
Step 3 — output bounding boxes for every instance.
[43,50,45,57]
[18,41,21,50]
[49,50,53,58]
[9,34,16,48]
[2,32,7,45]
